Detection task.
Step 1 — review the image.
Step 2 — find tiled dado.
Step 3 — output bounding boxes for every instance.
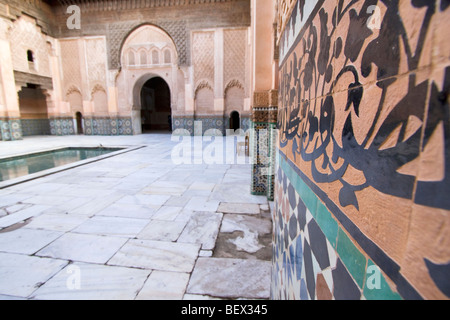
[272,151,406,300]
[49,118,74,136]
[22,119,51,136]
[173,116,252,136]
[0,118,22,141]
[84,117,133,136]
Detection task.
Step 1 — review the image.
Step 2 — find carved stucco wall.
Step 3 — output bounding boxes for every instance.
[193,31,215,93]
[60,37,108,107]
[8,15,51,78]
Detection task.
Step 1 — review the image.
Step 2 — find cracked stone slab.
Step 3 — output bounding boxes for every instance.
[177,211,223,250]
[0,205,50,229]
[137,219,187,242]
[31,263,151,300]
[220,214,272,235]
[217,203,261,215]
[36,233,128,264]
[0,252,68,298]
[108,239,200,273]
[0,228,63,255]
[187,258,271,299]
[136,271,190,300]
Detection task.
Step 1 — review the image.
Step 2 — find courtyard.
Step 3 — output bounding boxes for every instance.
[0,133,272,300]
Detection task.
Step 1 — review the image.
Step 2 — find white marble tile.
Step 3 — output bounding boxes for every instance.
[24,213,89,232]
[178,212,223,250]
[186,258,271,299]
[184,197,220,212]
[137,220,187,242]
[69,192,125,216]
[31,263,151,300]
[141,181,189,196]
[117,194,169,207]
[72,216,149,238]
[136,271,190,300]
[0,194,34,209]
[95,203,157,220]
[0,205,50,229]
[108,239,200,273]
[210,183,267,204]
[0,253,68,298]
[0,228,63,255]
[151,206,182,221]
[23,195,74,206]
[36,233,128,264]
[217,203,261,215]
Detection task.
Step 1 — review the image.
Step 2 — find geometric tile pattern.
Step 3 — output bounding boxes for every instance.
[251,122,270,196]
[84,117,133,136]
[251,122,277,201]
[0,118,23,141]
[172,116,252,136]
[49,118,75,136]
[21,119,51,136]
[271,154,403,300]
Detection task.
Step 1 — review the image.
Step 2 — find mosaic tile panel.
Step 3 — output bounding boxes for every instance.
[21,119,51,136]
[49,118,75,136]
[0,118,22,141]
[173,117,194,136]
[251,122,270,196]
[193,117,226,136]
[172,116,252,137]
[84,117,133,136]
[271,152,404,300]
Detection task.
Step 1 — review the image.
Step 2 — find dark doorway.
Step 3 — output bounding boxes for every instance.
[140,77,171,132]
[76,112,83,134]
[230,111,241,131]
[18,84,50,136]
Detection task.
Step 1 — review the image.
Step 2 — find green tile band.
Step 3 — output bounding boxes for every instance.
[277,151,403,299]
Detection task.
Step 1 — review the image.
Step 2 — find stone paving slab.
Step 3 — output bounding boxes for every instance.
[95,203,157,220]
[217,202,261,215]
[0,228,63,255]
[136,271,190,300]
[184,197,220,212]
[178,211,223,250]
[24,213,90,232]
[0,134,272,300]
[72,216,149,238]
[137,219,187,242]
[186,258,272,299]
[151,206,182,221]
[108,239,200,273]
[36,232,128,264]
[0,253,68,298]
[31,263,151,300]
[0,205,50,229]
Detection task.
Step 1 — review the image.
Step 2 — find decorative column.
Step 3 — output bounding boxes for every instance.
[250,89,278,200]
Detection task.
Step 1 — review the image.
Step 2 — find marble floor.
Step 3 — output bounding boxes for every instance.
[0,133,273,300]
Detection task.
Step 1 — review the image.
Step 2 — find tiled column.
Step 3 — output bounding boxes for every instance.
[250,90,278,200]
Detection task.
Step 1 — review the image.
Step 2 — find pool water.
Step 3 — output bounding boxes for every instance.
[0,147,122,182]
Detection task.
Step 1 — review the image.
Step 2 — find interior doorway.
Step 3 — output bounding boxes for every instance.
[140,77,172,132]
[75,112,83,134]
[230,111,241,131]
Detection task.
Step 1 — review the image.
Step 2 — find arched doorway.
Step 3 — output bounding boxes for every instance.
[230,111,241,131]
[140,77,172,132]
[75,112,83,134]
